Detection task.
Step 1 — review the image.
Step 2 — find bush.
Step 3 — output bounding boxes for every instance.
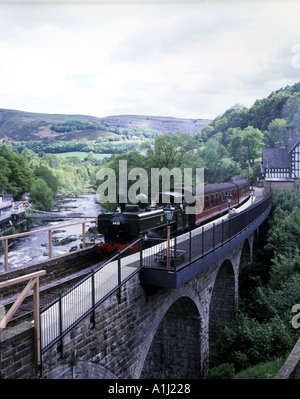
[211,313,294,371]
[234,357,286,379]
[208,363,235,379]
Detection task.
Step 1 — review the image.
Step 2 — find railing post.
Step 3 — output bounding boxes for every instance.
[58,293,63,358]
[222,219,224,244]
[189,231,192,263]
[33,276,41,367]
[202,226,204,256]
[139,238,143,268]
[48,230,52,259]
[213,223,215,250]
[118,251,121,304]
[91,269,95,328]
[173,236,177,271]
[82,222,86,249]
[4,238,8,271]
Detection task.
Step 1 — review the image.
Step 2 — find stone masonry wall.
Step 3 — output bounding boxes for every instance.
[0,321,36,379]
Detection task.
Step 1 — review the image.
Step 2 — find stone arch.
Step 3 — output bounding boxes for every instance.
[240,238,252,264]
[253,227,260,249]
[209,258,236,337]
[136,286,205,379]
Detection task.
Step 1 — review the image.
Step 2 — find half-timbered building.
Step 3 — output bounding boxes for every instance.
[262,126,300,192]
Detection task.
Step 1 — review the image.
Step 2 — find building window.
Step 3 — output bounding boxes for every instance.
[292,144,300,178]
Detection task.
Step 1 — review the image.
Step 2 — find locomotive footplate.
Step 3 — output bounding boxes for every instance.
[154,247,187,266]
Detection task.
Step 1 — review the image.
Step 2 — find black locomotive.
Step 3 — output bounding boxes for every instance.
[97,178,249,254]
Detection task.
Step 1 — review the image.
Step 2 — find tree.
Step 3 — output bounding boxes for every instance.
[200,138,228,183]
[142,134,180,169]
[264,118,286,148]
[33,164,59,195]
[30,178,54,211]
[241,126,263,165]
[0,145,33,198]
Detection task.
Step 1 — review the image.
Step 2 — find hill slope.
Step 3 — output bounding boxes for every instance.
[99,114,210,135]
[0,108,210,142]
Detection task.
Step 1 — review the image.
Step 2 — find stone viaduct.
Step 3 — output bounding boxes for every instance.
[0,195,270,379]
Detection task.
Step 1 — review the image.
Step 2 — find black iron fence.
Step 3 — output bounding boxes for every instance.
[40,238,143,354]
[40,194,271,355]
[143,194,271,271]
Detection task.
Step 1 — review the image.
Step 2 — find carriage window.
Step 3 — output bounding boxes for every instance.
[216,194,219,205]
[211,194,214,208]
[205,196,209,209]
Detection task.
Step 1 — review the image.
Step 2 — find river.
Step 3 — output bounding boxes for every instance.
[0,194,103,272]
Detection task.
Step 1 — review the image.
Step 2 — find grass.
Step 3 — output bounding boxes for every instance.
[233,357,286,379]
[54,152,112,161]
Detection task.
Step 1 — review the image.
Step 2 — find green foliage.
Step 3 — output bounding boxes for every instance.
[211,313,294,371]
[211,188,300,376]
[266,194,300,254]
[0,144,33,198]
[51,119,101,133]
[233,357,286,379]
[264,118,286,148]
[0,142,102,211]
[30,178,54,211]
[208,363,235,379]
[33,164,59,196]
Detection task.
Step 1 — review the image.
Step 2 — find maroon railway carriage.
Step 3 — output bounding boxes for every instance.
[174,178,250,228]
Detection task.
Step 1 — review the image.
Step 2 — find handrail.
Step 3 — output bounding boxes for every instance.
[0,219,97,272]
[142,194,272,272]
[40,238,143,354]
[0,270,46,365]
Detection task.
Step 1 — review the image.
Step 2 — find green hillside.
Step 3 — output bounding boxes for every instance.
[201,82,300,144]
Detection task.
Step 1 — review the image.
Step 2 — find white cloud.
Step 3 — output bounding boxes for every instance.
[0,1,300,119]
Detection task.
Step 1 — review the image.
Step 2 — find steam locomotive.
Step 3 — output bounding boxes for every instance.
[97,178,249,254]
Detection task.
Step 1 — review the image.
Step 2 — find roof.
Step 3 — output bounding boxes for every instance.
[287,135,300,153]
[262,133,300,170]
[176,179,248,196]
[262,148,289,169]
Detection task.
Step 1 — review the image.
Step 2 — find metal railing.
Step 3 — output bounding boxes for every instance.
[144,194,271,271]
[40,238,143,354]
[40,194,271,355]
[0,219,97,272]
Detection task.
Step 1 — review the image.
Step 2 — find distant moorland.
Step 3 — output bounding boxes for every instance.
[0,108,210,142]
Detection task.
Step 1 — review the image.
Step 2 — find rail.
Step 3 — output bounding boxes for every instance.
[39,194,271,356]
[0,219,97,272]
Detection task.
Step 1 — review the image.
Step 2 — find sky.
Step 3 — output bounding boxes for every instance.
[1,0,300,120]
